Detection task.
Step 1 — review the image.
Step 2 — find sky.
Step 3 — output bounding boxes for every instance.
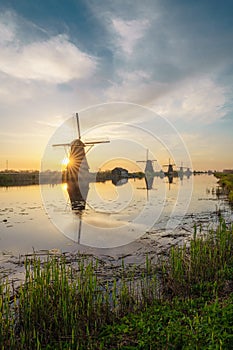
[0,0,233,171]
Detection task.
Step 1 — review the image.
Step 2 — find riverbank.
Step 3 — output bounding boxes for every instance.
[0,171,39,186]
[215,172,233,203]
[1,220,233,349]
[0,170,144,187]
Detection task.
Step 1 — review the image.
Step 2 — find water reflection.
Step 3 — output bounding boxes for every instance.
[1,175,232,254]
[61,167,167,247]
[112,177,128,186]
[63,165,195,247]
[40,144,215,249]
[66,178,89,211]
[145,175,154,190]
[65,169,193,214]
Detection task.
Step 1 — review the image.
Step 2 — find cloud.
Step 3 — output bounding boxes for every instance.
[111,18,150,56]
[0,34,97,83]
[36,116,66,128]
[153,77,226,124]
[0,11,97,83]
[91,3,229,127]
[104,70,154,102]
[103,69,227,126]
[0,9,101,135]
[0,19,15,43]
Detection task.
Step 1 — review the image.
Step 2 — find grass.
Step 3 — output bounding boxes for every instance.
[100,296,233,349]
[215,172,233,204]
[1,220,233,349]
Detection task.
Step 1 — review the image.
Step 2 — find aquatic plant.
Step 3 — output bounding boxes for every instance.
[0,220,233,349]
[215,173,233,203]
[161,218,233,298]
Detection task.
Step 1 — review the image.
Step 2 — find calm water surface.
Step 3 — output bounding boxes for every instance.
[0,175,232,260]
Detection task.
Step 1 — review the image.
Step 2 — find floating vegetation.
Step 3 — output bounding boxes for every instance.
[1,220,233,349]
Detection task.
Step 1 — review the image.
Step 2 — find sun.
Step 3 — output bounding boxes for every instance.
[62,157,70,166]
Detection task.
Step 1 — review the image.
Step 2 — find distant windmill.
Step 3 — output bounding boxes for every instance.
[136,149,157,174]
[184,167,192,177]
[178,161,184,173]
[136,149,156,199]
[178,162,192,179]
[178,162,185,180]
[178,162,191,172]
[162,158,178,191]
[163,158,176,176]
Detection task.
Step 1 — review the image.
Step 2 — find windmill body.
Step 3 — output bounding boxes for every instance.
[145,160,155,173]
[66,139,90,211]
[66,139,89,182]
[136,150,157,195]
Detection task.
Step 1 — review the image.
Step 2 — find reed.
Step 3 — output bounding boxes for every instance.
[215,172,233,203]
[162,218,233,298]
[0,254,156,349]
[1,220,233,349]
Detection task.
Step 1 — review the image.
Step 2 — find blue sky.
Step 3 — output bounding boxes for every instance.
[0,0,232,170]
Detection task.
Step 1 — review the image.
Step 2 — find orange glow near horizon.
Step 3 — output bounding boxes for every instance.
[0,154,232,173]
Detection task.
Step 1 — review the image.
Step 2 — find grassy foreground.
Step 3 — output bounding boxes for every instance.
[1,220,233,349]
[215,173,233,203]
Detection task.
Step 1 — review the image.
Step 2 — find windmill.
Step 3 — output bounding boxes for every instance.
[53,113,109,181]
[184,167,192,177]
[162,158,177,191]
[163,158,176,176]
[53,113,110,210]
[178,162,192,179]
[136,149,157,174]
[136,149,156,198]
[178,161,185,180]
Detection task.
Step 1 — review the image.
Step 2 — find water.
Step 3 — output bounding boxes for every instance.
[0,175,232,265]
